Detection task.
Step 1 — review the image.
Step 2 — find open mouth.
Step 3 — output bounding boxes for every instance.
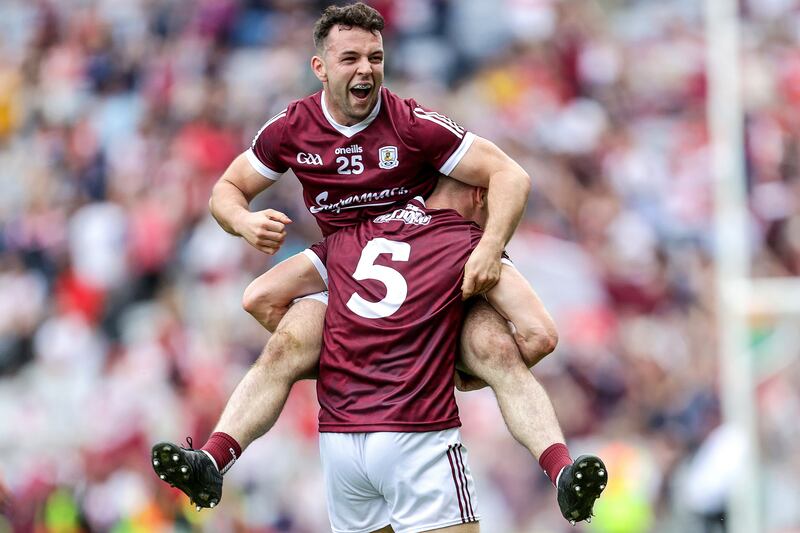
[349,83,372,102]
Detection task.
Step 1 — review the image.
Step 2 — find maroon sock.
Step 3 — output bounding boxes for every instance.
[539,443,572,486]
[201,432,242,474]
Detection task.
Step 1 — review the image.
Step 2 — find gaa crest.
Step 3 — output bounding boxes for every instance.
[378,146,399,169]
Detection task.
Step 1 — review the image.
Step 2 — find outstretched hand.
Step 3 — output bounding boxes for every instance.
[237,209,292,255]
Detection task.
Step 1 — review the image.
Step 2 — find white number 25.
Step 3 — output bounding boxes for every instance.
[337,155,364,175]
[346,238,410,319]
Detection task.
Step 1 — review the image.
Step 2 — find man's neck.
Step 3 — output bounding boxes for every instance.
[321,88,377,127]
[425,194,468,219]
[324,94,355,125]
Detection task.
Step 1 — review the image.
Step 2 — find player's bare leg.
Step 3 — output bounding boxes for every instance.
[242,253,328,333]
[459,299,564,456]
[213,298,324,447]
[458,299,606,524]
[152,297,325,508]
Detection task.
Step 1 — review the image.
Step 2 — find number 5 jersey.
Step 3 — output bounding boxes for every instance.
[304,197,493,433]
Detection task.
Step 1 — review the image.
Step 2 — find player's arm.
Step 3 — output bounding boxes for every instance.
[449,137,531,298]
[209,151,292,255]
[485,263,558,368]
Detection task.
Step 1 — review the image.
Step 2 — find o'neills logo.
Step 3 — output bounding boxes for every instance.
[374,204,431,226]
[310,187,409,214]
[335,144,363,155]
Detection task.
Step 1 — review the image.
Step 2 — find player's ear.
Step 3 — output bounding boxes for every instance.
[311,55,327,83]
[474,187,488,208]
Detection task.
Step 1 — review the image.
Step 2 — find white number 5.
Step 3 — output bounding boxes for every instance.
[346,238,410,319]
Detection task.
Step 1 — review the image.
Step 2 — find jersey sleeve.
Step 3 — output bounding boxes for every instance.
[247,109,289,180]
[303,238,329,286]
[406,102,476,176]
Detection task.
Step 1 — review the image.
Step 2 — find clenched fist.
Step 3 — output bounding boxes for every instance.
[236,209,292,255]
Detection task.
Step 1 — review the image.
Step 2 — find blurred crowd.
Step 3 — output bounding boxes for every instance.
[1,0,800,531]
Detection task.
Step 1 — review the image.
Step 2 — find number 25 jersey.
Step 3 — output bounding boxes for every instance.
[248,87,476,236]
[304,198,486,433]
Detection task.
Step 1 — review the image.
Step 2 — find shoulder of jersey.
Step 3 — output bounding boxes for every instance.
[382,89,417,119]
[289,92,324,120]
[434,207,470,224]
[389,91,467,140]
[260,92,321,129]
[380,89,427,139]
[428,206,477,232]
[414,203,465,226]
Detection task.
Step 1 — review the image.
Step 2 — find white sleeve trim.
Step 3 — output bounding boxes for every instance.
[302,249,328,286]
[246,149,284,181]
[439,131,476,176]
[501,257,515,267]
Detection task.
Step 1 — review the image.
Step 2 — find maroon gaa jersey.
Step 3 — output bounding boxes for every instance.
[247,87,476,236]
[304,198,486,432]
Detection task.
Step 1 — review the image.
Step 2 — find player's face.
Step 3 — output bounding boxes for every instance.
[313,26,384,126]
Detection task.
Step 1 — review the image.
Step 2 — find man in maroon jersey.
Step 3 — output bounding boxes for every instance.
[307,177,606,531]
[151,3,600,525]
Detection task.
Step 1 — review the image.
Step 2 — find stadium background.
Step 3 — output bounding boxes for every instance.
[1,0,799,531]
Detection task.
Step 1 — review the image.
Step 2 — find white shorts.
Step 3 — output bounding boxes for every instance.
[293,290,329,305]
[319,428,479,533]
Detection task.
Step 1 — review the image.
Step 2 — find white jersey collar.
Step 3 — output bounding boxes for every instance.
[321,88,382,138]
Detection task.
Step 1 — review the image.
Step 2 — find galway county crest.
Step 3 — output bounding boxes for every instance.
[378,146,399,169]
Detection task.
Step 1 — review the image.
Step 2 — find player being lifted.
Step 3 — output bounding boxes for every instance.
[152,3,605,525]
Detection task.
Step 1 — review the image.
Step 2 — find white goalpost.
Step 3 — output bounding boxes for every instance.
[706,1,800,531]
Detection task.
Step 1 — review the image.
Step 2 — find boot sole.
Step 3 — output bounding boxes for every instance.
[563,454,607,522]
[151,442,221,508]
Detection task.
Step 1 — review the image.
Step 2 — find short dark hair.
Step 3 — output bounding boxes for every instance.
[313,3,385,51]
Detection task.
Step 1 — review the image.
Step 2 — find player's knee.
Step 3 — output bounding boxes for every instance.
[515,325,559,368]
[242,279,281,330]
[265,328,298,359]
[464,326,520,370]
[491,330,524,368]
[258,329,303,375]
[242,279,266,315]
